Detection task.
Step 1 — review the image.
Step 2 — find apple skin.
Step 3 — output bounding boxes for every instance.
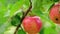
[49,3,60,24]
[22,16,42,34]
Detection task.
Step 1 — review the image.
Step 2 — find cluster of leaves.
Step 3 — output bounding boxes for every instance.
[0,0,60,34]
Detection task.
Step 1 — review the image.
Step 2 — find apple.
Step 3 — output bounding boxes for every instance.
[49,3,60,24]
[22,16,42,34]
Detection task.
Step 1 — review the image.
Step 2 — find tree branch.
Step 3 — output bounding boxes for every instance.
[14,0,32,34]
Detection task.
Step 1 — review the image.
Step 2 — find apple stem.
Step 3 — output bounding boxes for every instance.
[14,0,32,34]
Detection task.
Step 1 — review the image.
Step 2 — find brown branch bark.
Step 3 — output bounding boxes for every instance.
[14,0,32,34]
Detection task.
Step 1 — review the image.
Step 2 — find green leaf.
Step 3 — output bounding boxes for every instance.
[0,5,8,25]
[52,0,59,2]
[44,27,57,34]
[9,0,24,17]
[11,13,22,26]
[17,28,26,34]
[23,0,30,10]
[39,27,44,34]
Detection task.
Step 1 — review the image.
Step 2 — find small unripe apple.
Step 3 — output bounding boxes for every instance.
[49,3,60,24]
[22,16,42,34]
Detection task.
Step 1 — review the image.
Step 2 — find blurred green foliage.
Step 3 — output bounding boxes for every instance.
[0,0,60,34]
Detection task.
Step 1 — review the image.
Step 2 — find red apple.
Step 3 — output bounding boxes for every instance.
[49,3,60,24]
[22,16,42,34]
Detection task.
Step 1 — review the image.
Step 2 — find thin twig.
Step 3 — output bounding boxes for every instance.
[14,0,32,34]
